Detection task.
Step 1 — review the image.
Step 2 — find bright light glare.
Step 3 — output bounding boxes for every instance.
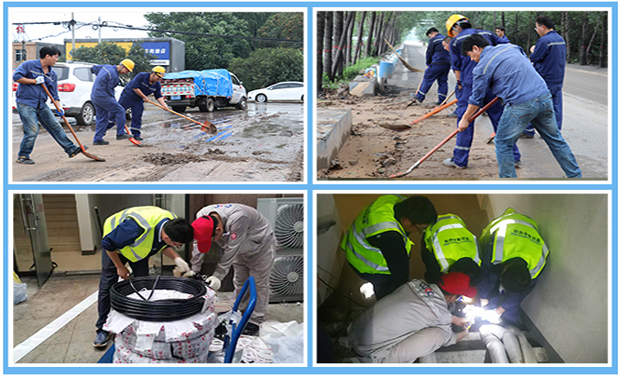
[360,282,375,299]
[461,296,474,304]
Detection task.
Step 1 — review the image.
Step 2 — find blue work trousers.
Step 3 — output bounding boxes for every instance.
[16,103,79,158]
[495,93,581,178]
[415,64,450,103]
[119,96,144,137]
[523,87,563,136]
[95,250,150,331]
[452,84,520,167]
[92,96,126,143]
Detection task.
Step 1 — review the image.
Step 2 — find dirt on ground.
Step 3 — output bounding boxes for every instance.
[317,85,499,180]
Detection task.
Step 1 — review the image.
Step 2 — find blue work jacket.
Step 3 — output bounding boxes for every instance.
[91,64,121,101]
[450,28,507,85]
[13,59,59,108]
[470,44,549,107]
[426,33,450,66]
[530,30,566,91]
[121,72,163,102]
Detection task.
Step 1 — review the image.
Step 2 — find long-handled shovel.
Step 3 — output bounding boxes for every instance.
[390,97,499,178]
[144,98,217,134]
[41,83,105,161]
[123,124,142,147]
[378,98,458,131]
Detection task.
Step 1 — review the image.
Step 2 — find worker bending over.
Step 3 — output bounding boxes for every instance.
[341,195,437,300]
[411,27,451,105]
[189,204,275,335]
[443,14,521,170]
[119,66,169,141]
[458,33,581,178]
[94,206,193,348]
[348,272,476,363]
[477,208,550,327]
[91,59,134,145]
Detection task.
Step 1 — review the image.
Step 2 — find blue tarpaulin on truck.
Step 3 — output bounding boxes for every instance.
[163,69,233,98]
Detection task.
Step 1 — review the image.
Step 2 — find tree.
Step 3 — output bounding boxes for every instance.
[353,12,367,64]
[316,12,325,93]
[145,12,253,70]
[257,13,303,49]
[323,12,333,77]
[228,47,303,91]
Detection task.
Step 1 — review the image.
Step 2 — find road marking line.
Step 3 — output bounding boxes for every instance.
[13,290,98,363]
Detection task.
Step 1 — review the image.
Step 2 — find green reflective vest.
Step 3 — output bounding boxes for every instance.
[424,214,480,273]
[103,206,177,262]
[340,195,415,275]
[481,208,549,279]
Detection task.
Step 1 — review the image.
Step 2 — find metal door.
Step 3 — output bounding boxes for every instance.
[19,194,53,287]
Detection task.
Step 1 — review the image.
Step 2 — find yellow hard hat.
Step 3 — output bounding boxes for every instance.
[152,66,166,77]
[120,59,135,72]
[446,14,469,37]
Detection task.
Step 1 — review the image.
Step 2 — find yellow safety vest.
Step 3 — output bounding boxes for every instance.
[341,195,415,275]
[424,214,480,273]
[481,208,549,279]
[103,206,177,262]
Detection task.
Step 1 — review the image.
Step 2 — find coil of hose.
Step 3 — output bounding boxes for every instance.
[111,276,207,322]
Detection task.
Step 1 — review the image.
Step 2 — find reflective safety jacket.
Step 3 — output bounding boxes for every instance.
[341,195,414,275]
[481,208,549,279]
[424,214,480,273]
[103,206,177,262]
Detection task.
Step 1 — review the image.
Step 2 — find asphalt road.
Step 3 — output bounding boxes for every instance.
[400,42,608,179]
[11,101,304,182]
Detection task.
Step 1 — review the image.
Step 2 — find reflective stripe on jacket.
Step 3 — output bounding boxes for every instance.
[103,206,177,262]
[424,214,480,273]
[482,208,549,279]
[341,195,414,275]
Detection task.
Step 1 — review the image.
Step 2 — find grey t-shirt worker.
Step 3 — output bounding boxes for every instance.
[191,204,275,324]
[348,272,477,363]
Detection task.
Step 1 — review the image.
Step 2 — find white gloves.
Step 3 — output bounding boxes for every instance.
[182,271,196,278]
[173,257,190,277]
[205,276,221,291]
[34,76,45,84]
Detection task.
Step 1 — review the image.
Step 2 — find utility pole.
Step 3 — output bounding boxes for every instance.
[71,12,76,61]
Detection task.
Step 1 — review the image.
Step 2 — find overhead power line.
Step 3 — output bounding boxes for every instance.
[13,21,303,44]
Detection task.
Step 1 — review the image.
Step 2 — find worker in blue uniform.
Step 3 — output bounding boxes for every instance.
[494,26,510,43]
[118,66,169,141]
[523,16,566,137]
[458,33,581,178]
[443,14,521,170]
[91,59,134,145]
[13,46,84,164]
[411,28,451,105]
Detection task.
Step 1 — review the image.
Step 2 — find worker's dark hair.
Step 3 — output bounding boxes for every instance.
[394,196,437,225]
[448,258,482,287]
[536,16,555,30]
[495,25,506,32]
[443,36,453,43]
[426,27,439,37]
[455,18,471,31]
[501,258,532,294]
[164,218,194,244]
[39,46,62,59]
[461,33,490,56]
[207,214,219,237]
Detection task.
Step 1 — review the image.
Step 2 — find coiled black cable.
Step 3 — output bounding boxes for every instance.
[111,276,207,322]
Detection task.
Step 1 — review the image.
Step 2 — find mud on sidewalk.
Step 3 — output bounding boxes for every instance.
[317,86,499,180]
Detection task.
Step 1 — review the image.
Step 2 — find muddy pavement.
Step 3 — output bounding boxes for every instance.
[318,41,607,180]
[12,102,304,182]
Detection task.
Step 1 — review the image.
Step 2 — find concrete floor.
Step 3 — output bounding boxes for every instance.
[13,273,304,363]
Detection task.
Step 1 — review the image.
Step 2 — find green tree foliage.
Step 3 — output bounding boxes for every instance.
[257,13,304,49]
[144,12,253,70]
[228,47,303,91]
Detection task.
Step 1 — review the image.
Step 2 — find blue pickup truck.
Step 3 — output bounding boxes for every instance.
[160,69,247,112]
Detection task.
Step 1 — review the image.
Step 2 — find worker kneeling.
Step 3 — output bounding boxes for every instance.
[348,272,476,363]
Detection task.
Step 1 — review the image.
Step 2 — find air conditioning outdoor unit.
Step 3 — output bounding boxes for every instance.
[257,197,304,303]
